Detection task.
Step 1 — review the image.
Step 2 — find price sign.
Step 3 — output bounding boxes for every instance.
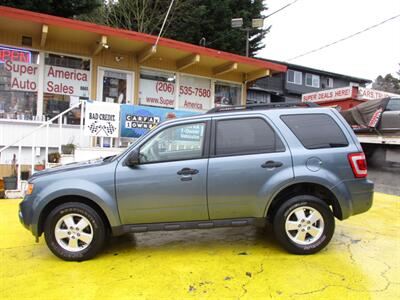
[178,75,212,111]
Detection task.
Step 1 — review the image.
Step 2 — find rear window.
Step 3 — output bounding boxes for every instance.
[215,118,285,156]
[280,114,348,149]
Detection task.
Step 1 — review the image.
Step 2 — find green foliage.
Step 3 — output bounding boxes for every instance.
[81,0,269,57]
[0,0,101,18]
[372,72,400,94]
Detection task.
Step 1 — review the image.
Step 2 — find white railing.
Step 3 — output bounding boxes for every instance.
[0,100,86,190]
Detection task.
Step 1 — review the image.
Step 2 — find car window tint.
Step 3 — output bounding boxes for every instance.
[215,118,285,156]
[281,114,348,149]
[140,122,205,163]
[386,99,400,111]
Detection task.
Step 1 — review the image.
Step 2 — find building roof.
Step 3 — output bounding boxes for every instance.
[0,6,287,80]
[256,58,371,84]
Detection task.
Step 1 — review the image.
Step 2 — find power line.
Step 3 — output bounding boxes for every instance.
[287,14,400,61]
[264,0,300,19]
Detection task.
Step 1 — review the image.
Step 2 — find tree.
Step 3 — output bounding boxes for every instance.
[372,72,400,94]
[0,0,101,18]
[81,0,269,57]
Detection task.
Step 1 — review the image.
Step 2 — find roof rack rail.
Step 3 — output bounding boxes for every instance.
[206,102,319,114]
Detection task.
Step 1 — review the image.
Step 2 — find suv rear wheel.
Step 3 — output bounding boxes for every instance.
[44,202,106,261]
[273,195,335,254]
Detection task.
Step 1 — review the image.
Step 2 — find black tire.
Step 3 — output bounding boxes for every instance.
[44,202,106,261]
[272,195,335,254]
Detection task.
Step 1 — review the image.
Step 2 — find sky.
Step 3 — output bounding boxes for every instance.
[258,0,400,82]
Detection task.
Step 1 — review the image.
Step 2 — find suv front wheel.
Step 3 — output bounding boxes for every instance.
[44,202,106,261]
[273,195,335,254]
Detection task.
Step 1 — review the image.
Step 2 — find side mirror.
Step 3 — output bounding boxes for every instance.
[125,150,139,167]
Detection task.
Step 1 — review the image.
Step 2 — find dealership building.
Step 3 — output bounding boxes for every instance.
[0,6,286,175]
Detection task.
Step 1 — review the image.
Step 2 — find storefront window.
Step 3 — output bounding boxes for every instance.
[214,81,241,107]
[0,47,39,120]
[43,53,90,124]
[139,69,176,109]
[178,75,212,112]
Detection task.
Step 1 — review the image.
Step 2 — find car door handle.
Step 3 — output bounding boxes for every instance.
[177,168,199,176]
[261,161,283,168]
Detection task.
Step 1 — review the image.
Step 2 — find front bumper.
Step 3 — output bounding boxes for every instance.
[19,197,34,232]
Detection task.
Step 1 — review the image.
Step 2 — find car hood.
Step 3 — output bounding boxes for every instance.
[29,157,111,181]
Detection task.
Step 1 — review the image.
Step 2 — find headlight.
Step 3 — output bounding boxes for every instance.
[25,183,34,195]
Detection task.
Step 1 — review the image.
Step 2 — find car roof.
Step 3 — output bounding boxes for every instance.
[162,106,335,125]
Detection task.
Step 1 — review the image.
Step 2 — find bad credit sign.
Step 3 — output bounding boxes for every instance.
[45,65,90,97]
[84,102,120,138]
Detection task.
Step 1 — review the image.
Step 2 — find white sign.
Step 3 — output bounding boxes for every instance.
[139,78,176,108]
[178,75,212,111]
[84,102,120,138]
[358,88,399,100]
[302,87,353,103]
[45,65,90,97]
[4,60,39,92]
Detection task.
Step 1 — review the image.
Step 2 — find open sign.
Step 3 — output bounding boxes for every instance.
[0,46,31,64]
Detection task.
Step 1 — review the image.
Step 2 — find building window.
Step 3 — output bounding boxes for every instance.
[139,68,176,109]
[178,75,212,112]
[214,81,241,107]
[287,70,302,85]
[0,47,39,120]
[327,78,334,88]
[43,53,90,124]
[305,73,320,88]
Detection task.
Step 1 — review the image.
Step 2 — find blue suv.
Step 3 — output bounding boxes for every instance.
[19,104,374,261]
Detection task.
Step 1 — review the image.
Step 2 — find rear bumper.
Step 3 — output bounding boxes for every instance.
[331,178,374,219]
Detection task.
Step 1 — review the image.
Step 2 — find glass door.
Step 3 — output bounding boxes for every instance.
[97,67,133,104]
[96,67,134,148]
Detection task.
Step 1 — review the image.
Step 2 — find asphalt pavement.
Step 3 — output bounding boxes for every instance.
[1,193,399,299]
[368,164,400,196]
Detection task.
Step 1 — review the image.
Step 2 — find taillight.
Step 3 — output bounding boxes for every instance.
[348,152,367,178]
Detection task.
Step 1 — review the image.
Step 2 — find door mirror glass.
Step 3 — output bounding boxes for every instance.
[125,150,140,166]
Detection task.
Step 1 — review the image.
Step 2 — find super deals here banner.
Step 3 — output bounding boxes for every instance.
[84,102,120,138]
[120,105,199,138]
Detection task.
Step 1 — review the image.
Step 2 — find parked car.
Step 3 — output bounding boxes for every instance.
[19,104,374,261]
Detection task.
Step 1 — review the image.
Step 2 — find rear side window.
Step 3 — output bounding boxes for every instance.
[281,114,348,149]
[215,118,285,156]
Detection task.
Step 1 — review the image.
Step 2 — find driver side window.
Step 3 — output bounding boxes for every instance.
[139,122,206,163]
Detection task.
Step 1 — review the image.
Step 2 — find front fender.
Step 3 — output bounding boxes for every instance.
[31,179,121,237]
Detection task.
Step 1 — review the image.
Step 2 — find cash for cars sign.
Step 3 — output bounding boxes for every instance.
[84,102,120,138]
